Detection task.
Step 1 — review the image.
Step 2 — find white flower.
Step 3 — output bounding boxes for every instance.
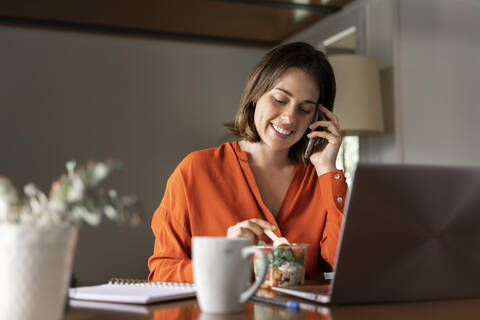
[108,189,117,198]
[66,160,76,178]
[66,177,85,203]
[49,199,66,214]
[37,210,54,227]
[48,199,70,227]
[72,206,101,226]
[104,205,117,220]
[29,195,45,214]
[92,163,109,185]
[1,160,141,227]
[24,183,39,198]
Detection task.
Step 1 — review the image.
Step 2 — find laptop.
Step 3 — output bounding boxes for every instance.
[272,163,480,304]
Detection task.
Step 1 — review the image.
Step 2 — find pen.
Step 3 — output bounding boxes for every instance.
[250,295,300,311]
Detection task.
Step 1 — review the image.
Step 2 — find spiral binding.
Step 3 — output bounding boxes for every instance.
[108,277,196,288]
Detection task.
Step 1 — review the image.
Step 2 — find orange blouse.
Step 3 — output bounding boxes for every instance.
[148,141,347,282]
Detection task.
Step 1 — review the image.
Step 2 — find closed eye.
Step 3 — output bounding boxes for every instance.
[300,108,311,114]
[273,98,286,105]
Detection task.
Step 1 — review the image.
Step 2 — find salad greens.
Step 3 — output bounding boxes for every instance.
[254,243,307,287]
[256,240,306,267]
[271,247,295,267]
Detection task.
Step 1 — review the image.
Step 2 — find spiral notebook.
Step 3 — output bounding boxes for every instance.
[68,278,196,305]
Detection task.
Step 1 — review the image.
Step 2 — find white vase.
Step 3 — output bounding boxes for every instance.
[0,224,77,320]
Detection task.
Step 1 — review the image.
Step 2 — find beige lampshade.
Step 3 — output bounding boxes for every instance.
[328,54,384,136]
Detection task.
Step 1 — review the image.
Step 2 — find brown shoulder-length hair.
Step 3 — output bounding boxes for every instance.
[225,42,336,163]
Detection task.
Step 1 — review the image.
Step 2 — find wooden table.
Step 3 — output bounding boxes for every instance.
[65,295,480,320]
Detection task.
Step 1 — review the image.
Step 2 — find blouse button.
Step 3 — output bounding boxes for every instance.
[333,173,341,180]
[336,196,343,203]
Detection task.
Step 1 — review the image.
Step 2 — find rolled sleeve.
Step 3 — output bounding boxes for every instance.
[318,170,348,210]
[318,170,348,268]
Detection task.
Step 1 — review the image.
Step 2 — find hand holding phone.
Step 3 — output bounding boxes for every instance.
[304,108,326,159]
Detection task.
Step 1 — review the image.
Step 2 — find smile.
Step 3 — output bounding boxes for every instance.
[271,123,293,136]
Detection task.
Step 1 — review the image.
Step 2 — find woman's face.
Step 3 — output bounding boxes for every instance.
[254,67,320,152]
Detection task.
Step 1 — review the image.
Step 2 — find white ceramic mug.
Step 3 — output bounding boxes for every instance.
[193,237,268,313]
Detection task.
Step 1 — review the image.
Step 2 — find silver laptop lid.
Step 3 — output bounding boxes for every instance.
[330,164,480,304]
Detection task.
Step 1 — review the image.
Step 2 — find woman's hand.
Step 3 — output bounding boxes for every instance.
[307,104,343,176]
[227,218,276,244]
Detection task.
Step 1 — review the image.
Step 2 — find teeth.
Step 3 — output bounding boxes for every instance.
[272,123,292,136]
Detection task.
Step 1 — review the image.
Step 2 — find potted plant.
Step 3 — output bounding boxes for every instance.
[0,160,141,320]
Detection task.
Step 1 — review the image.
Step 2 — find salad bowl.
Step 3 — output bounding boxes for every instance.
[253,243,308,288]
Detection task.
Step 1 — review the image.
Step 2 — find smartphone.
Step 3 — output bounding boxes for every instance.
[304,109,326,159]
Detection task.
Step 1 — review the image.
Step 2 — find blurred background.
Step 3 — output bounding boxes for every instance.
[1,0,479,285]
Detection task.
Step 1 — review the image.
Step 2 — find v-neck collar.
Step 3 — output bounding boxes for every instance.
[231,141,304,236]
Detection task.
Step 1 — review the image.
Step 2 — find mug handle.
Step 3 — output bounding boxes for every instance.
[239,246,268,304]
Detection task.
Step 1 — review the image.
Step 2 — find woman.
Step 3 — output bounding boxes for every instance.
[148,42,347,282]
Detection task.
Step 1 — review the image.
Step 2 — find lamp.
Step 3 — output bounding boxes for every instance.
[328,54,384,136]
[327,54,384,178]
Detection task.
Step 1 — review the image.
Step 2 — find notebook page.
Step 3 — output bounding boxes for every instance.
[68,283,196,304]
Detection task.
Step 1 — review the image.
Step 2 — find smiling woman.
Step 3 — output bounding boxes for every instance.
[251,68,319,152]
[225,42,336,165]
[148,42,348,283]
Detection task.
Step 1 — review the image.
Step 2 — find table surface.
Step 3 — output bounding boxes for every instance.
[65,292,480,320]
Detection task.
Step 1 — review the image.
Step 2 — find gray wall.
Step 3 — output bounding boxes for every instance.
[0,24,266,284]
[397,0,480,165]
